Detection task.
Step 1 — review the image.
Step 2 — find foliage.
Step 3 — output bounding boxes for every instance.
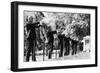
[24,12,90,41]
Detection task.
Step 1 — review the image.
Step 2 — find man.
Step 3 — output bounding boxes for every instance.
[26,12,44,62]
[58,34,64,57]
[26,21,41,61]
[47,27,57,59]
[64,36,71,56]
[71,39,78,55]
[57,28,65,57]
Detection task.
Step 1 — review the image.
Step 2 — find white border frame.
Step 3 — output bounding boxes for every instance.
[18,5,96,69]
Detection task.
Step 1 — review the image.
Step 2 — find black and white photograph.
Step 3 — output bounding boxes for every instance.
[24,11,91,62]
[11,1,97,71]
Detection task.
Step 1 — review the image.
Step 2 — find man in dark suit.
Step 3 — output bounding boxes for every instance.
[64,37,71,56]
[26,21,41,62]
[58,34,64,57]
[25,12,45,62]
[71,39,78,55]
[47,28,57,59]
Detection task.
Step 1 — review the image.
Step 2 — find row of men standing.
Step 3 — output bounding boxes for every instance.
[24,12,84,62]
[47,31,81,59]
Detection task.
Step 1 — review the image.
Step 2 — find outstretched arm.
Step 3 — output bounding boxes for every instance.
[32,22,42,28]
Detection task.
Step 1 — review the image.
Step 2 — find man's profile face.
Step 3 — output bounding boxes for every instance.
[28,16,33,23]
[32,17,37,23]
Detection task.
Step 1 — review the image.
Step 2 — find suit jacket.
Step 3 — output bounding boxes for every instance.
[26,22,40,41]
